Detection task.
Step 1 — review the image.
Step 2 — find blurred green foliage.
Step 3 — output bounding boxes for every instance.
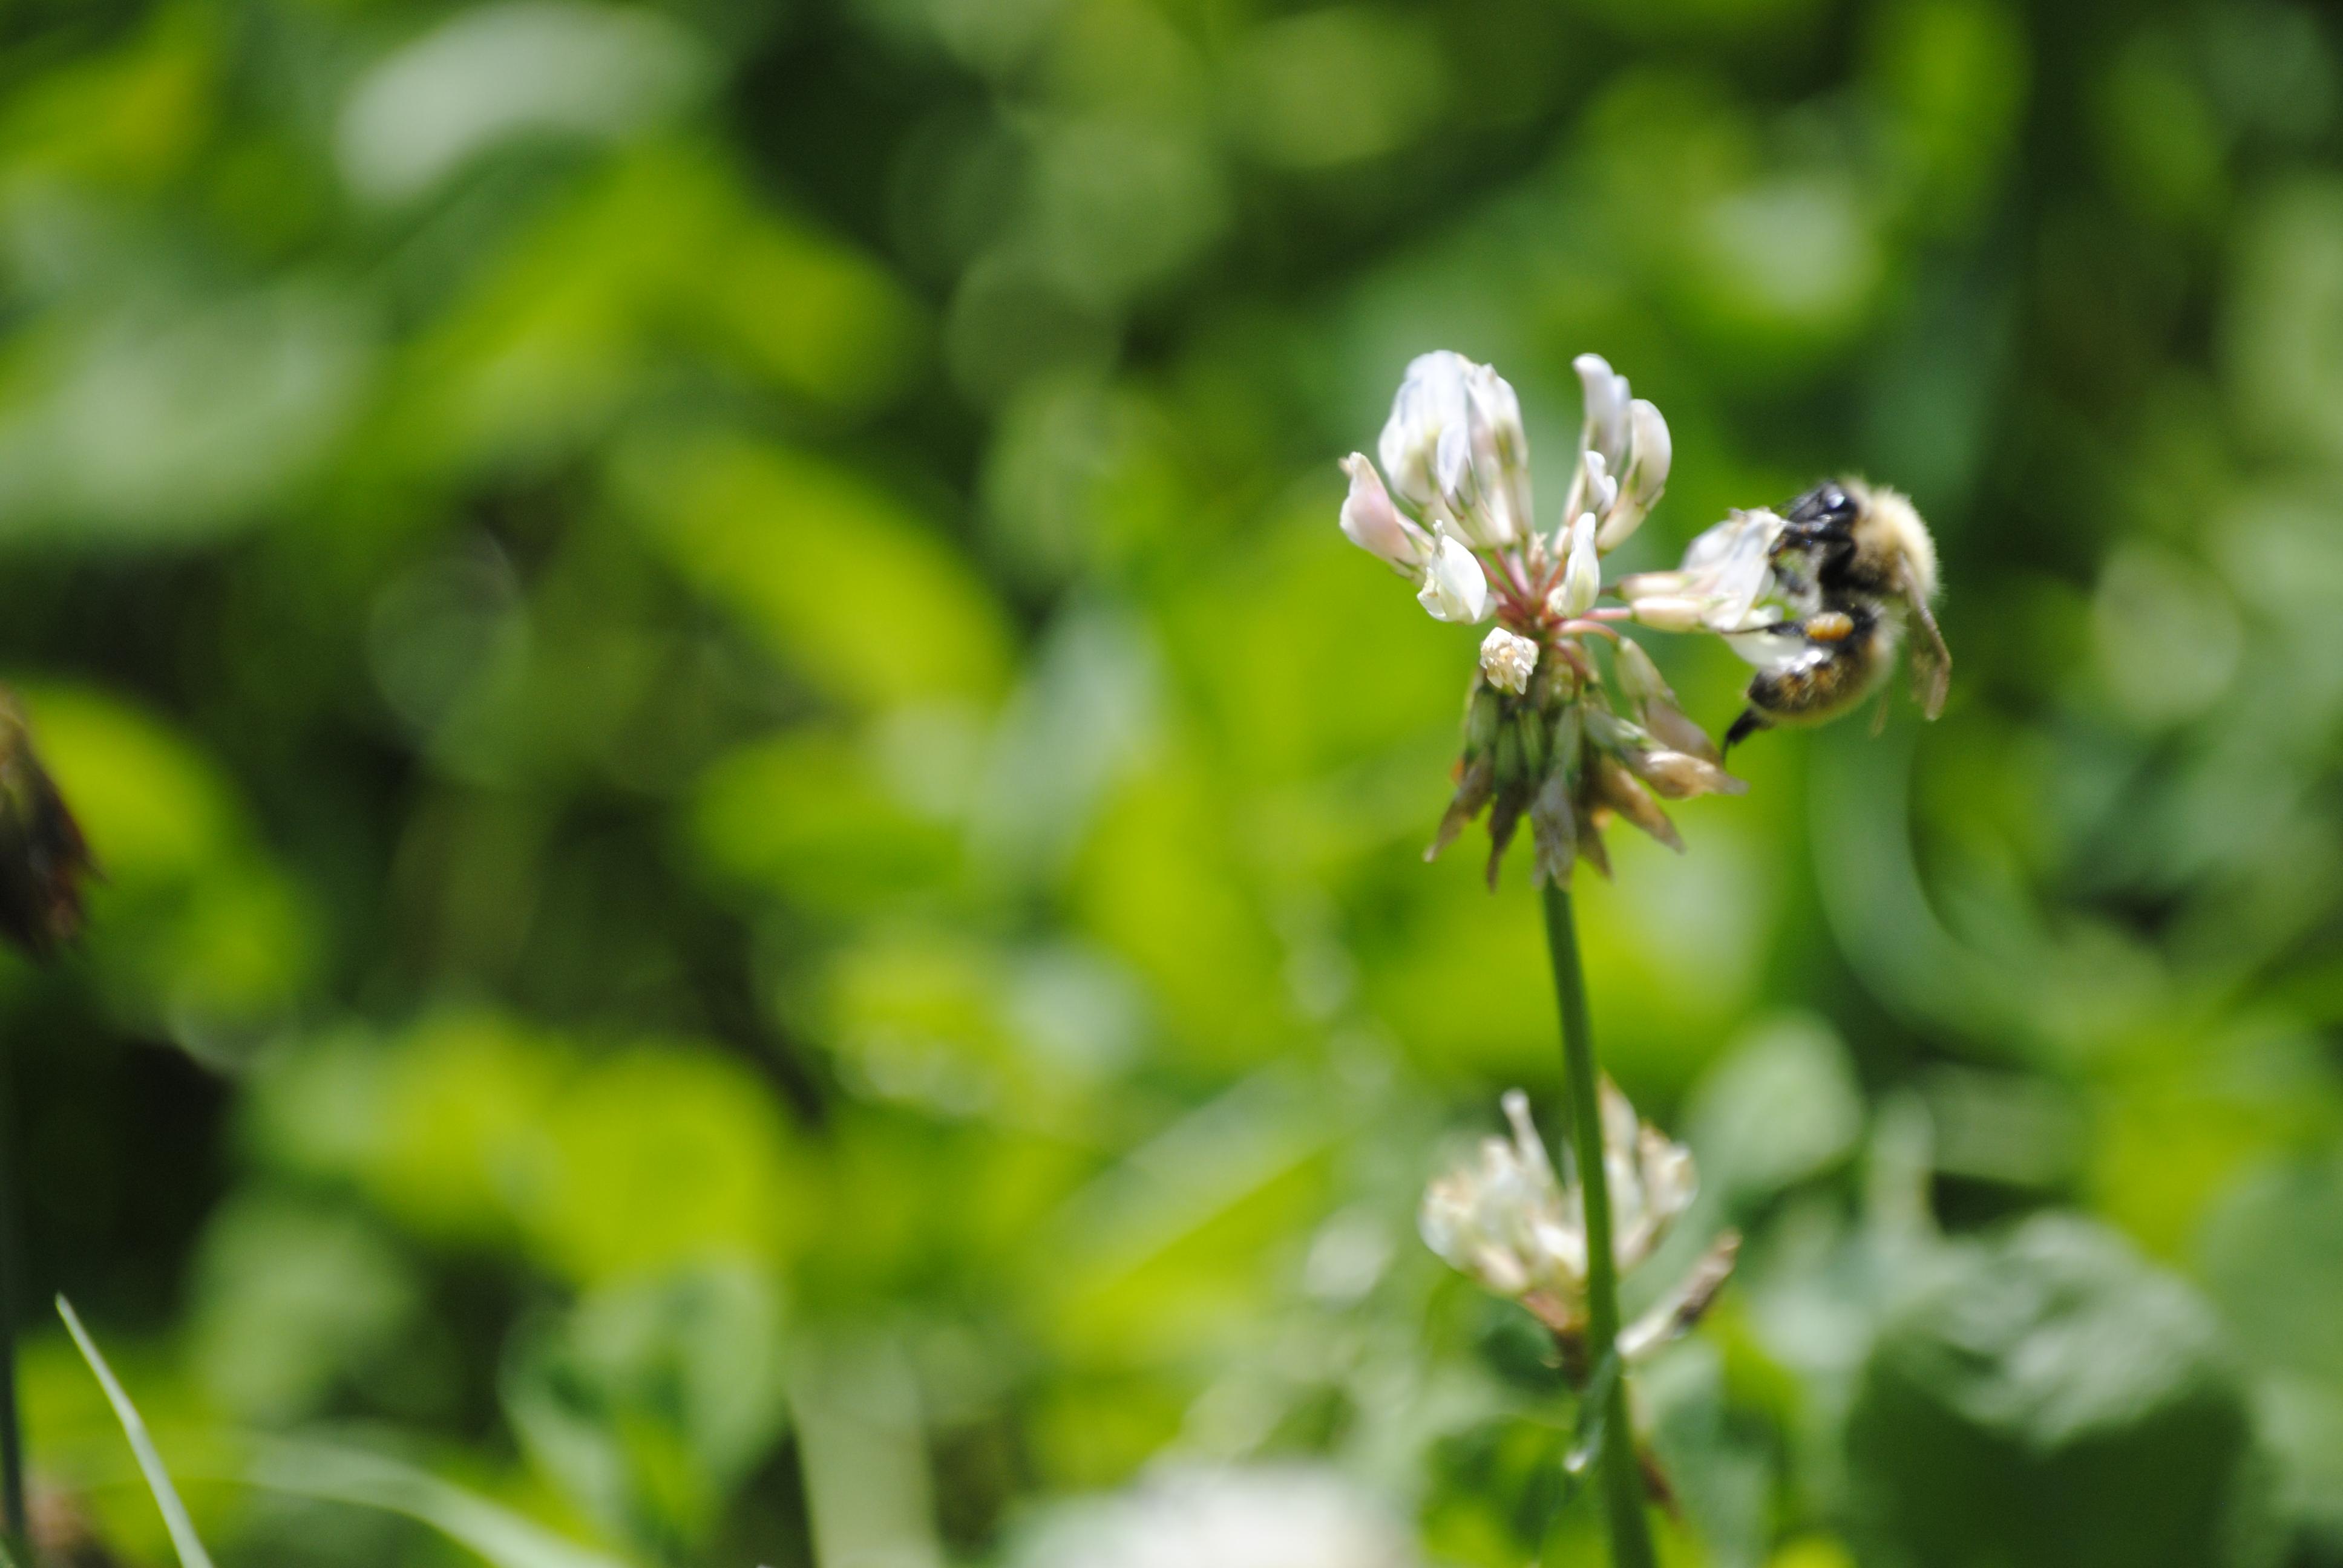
[1,0,2341,1563]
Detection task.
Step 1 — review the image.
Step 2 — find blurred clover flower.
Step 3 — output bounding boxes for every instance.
[1009,1465,1418,1568]
[1339,351,1746,886]
[1420,1087,1737,1371]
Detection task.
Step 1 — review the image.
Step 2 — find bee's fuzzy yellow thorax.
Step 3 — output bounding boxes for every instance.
[1846,480,1938,603]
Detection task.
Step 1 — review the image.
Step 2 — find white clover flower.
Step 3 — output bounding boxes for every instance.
[1339,453,1432,576]
[1333,349,1795,884]
[1377,351,1473,515]
[1377,351,1527,549]
[1480,627,1539,694]
[1417,534,1491,623]
[1009,1465,1419,1568]
[1616,508,1783,635]
[1420,1083,1719,1347]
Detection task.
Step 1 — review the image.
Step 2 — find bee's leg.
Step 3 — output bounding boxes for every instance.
[1722,708,1769,754]
[1754,613,1855,642]
[1869,687,1892,736]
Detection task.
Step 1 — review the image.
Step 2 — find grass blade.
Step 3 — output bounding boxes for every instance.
[244,1439,634,1568]
[54,1296,216,1568]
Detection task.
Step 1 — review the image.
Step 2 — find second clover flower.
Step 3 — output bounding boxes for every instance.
[1419,1085,1737,1371]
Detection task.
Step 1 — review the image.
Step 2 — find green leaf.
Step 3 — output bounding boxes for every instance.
[502,1262,789,1553]
[523,1045,805,1284]
[1686,1014,1865,1204]
[2201,1154,2343,1385]
[689,728,961,915]
[56,1295,218,1568]
[1846,1215,2272,1568]
[0,286,370,543]
[614,431,1012,709]
[16,683,313,1044]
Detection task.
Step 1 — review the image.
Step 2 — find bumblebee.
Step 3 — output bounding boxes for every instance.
[1723,479,1950,751]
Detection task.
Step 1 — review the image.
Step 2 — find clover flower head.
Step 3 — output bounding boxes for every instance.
[1345,352,1964,885]
[1420,1084,1734,1358]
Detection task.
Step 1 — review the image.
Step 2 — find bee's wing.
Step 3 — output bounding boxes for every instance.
[1900,565,1951,720]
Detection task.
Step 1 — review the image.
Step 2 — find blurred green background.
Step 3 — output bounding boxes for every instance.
[1,0,2340,1563]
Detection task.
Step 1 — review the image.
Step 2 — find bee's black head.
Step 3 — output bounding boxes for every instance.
[1777,479,1859,552]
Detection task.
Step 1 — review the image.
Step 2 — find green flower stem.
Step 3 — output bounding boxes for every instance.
[1541,882,1655,1568]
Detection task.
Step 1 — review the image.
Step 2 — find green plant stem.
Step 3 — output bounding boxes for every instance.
[1541,882,1655,1568]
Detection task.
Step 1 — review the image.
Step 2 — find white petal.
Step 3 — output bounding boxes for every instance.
[1417,535,1490,622]
[1338,454,1430,573]
[1378,351,1473,511]
[1573,353,1633,470]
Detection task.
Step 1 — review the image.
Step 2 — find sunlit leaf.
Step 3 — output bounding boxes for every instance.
[615,430,1012,708]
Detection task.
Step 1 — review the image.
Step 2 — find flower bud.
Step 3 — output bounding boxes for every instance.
[1611,639,1723,760]
[1464,682,1503,753]
[1529,768,1578,889]
[1613,638,1667,709]
[1417,534,1491,623]
[1595,756,1683,851]
[1551,513,1601,618]
[1627,595,1705,632]
[1337,454,1431,575]
[1631,749,1747,800]
[1581,451,1619,518]
[1478,628,1539,695]
[1613,570,1686,598]
[1643,703,1722,764]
